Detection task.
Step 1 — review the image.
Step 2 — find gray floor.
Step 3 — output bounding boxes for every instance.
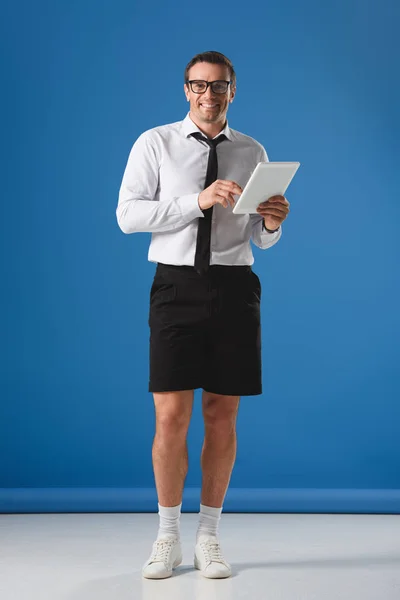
[1,512,400,599]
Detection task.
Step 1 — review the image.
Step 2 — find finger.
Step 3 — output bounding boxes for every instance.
[229,192,236,207]
[258,203,289,213]
[216,194,230,208]
[218,180,243,195]
[216,186,240,206]
[217,194,234,207]
[259,202,290,212]
[227,180,243,194]
[257,207,288,218]
[259,200,287,208]
[218,186,242,199]
[260,196,289,207]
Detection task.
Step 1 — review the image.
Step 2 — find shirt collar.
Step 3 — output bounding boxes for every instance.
[180,112,233,142]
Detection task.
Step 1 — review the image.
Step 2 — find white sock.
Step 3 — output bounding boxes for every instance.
[196,503,222,542]
[157,503,182,540]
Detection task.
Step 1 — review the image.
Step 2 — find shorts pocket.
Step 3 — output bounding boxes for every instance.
[150,280,177,306]
[250,270,261,298]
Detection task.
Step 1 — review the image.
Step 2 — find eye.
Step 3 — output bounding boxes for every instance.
[192,81,206,92]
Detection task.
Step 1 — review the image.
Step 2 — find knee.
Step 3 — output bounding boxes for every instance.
[156,409,191,438]
[202,395,239,433]
[154,391,193,438]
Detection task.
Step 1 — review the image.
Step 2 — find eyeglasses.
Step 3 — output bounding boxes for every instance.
[185,80,232,94]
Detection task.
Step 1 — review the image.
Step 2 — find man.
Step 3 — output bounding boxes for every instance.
[116,51,290,579]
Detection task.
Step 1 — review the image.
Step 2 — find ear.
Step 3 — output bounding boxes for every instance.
[184,83,190,102]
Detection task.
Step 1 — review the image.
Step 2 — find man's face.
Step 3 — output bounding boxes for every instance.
[184,62,236,126]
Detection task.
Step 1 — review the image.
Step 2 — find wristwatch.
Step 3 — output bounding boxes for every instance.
[262,222,280,234]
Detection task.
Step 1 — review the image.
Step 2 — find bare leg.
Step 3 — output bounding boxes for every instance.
[200,391,240,507]
[152,390,194,506]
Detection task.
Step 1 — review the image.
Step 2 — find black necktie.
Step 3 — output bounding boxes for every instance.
[191,132,227,275]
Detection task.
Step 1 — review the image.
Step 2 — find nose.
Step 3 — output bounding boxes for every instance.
[202,90,217,101]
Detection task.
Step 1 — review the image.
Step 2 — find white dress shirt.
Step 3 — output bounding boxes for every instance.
[116,112,282,266]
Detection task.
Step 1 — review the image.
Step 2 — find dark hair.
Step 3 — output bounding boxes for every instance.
[184,51,236,86]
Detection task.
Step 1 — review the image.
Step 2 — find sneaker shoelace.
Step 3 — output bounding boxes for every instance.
[150,538,175,565]
[200,539,226,565]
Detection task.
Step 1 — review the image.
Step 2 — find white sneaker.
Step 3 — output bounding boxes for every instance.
[142,534,182,579]
[194,534,232,578]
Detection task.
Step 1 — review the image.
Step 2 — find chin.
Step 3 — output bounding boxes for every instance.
[198,110,220,121]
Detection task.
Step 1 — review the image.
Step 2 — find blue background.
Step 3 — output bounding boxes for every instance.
[1,0,399,513]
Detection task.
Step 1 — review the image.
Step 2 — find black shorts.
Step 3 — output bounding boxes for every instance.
[148,263,262,396]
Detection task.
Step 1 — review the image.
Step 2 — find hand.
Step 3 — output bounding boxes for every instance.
[256,195,290,230]
[198,180,243,211]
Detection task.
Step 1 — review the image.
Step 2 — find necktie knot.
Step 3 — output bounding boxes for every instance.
[191,132,227,148]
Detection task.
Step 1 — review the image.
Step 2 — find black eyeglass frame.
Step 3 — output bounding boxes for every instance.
[185,79,232,94]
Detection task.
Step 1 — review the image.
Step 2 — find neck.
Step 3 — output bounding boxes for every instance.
[189,112,226,139]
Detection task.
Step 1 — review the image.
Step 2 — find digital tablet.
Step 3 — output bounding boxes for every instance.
[232,161,300,214]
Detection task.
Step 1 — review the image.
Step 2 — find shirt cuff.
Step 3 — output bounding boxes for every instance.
[262,221,281,234]
[177,193,204,220]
